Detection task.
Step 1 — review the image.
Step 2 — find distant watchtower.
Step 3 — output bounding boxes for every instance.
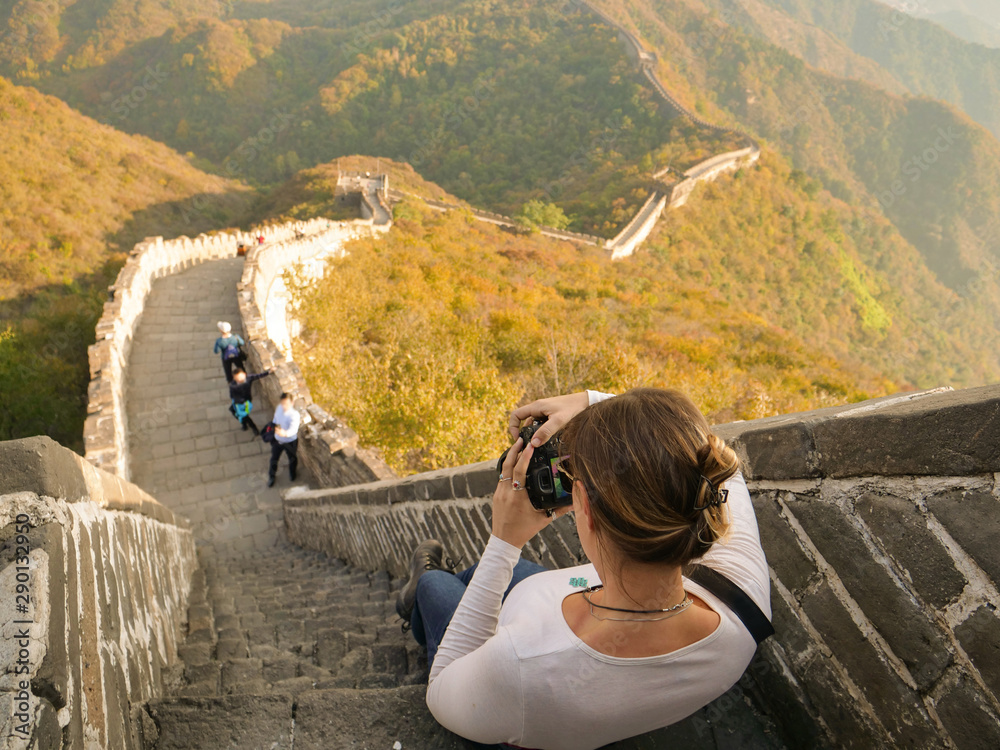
[334,169,391,225]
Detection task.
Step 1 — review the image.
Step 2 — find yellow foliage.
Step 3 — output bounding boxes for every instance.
[293,200,890,475]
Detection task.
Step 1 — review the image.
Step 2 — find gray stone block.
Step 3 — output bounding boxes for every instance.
[336,647,372,684]
[184,662,221,689]
[29,524,70,709]
[787,499,951,687]
[718,421,817,480]
[149,694,293,750]
[934,672,1000,750]
[370,644,408,678]
[752,493,817,593]
[955,607,1000,695]
[316,629,347,669]
[800,584,941,747]
[263,655,299,683]
[926,490,1000,588]
[292,686,473,749]
[465,462,499,499]
[746,647,825,749]
[811,386,1000,477]
[216,638,248,661]
[769,593,813,663]
[271,676,318,695]
[855,493,966,609]
[178,642,213,667]
[797,655,884,747]
[221,659,263,692]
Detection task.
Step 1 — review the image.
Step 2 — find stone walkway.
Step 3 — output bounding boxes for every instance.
[124,259,452,748]
[125,258,783,749]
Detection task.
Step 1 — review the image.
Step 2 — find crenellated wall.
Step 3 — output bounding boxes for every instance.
[83,220,330,481]
[282,385,1000,750]
[0,436,197,750]
[386,187,608,246]
[580,0,762,258]
[236,220,396,488]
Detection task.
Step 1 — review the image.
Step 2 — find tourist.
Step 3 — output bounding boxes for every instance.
[268,392,300,487]
[396,388,771,749]
[213,322,245,382]
[228,368,271,437]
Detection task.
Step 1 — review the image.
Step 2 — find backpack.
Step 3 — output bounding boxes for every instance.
[261,422,276,443]
[223,342,241,361]
[232,400,252,420]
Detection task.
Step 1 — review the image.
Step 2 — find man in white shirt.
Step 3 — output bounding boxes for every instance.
[268,392,300,487]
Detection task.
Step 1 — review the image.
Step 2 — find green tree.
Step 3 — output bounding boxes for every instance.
[515,200,570,230]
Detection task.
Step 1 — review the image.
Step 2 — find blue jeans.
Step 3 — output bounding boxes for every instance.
[410,559,548,667]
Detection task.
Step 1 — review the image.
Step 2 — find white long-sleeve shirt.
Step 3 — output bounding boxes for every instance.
[272,403,300,443]
[426,392,770,749]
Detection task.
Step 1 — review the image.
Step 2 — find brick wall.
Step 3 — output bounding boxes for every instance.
[236,220,396,488]
[83,219,330,480]
[0,436,197,749]
[283,385,1000,749]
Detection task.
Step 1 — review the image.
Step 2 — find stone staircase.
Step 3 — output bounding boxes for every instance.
[125,258,785,749]
[146,543,470,749]
[124,258,474,749]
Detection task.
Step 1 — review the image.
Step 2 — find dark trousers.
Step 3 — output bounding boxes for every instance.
[409,559,547,667]
[269,438,298,480]
[222,356,239,382]
[241,415,259,435]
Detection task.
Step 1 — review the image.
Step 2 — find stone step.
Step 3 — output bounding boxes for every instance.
[170,542,419,702]
[149,683,784,749]
[147,687,480,750]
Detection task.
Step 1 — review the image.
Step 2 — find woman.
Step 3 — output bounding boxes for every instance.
[397,388,770,749]
[213,321,246,382]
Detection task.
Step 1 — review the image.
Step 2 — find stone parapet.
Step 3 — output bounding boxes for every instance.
[0,436,197,749]
[283,386,1000,749]
[236,220,395,488]
[83,220,329,480]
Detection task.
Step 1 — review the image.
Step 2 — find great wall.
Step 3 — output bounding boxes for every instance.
[3,2,1000,749]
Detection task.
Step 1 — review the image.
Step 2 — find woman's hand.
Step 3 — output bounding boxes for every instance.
[492,438,572,548]
[508,392,590,446]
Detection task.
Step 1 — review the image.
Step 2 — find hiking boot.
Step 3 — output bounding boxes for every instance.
[395,540,447,623]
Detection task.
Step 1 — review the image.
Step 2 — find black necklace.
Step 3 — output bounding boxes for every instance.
[581,585,692,622]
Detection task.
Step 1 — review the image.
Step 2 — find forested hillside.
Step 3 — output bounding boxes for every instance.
[293,196,892,474]
[882,0,1000,47]
[3,0,1000,463]
[701,0,1000,139]
[585,0,1000,373]
[4,1,740,235]
[0,76,252,449]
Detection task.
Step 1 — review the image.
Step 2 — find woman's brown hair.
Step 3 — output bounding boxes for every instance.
[561,388,739,569]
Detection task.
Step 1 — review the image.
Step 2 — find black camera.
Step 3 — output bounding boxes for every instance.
[497,418,574,511]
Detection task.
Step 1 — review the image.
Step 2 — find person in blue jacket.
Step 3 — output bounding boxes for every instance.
[214,321,245,382]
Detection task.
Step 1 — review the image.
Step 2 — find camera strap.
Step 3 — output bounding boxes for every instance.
[683,564,774,645]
